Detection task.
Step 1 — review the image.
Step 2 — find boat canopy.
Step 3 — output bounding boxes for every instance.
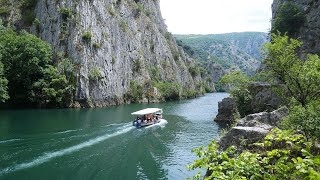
[131,108,162,116]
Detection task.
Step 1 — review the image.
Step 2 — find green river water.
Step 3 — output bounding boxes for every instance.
[0,93,229,180]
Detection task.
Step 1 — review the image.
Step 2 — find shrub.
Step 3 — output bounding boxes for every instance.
[264,33,320,107]
[125,80,143,103]
[220,71,253,116]
[0,61,8,102]
[88,67,102,81]
[133,60,142,73]
[152,81,181,100]
[107,6,116,16]
[0,29,73,107]
[32,18,40,25]
[120,19,127,32]
[272,2,305,36]
[58,7,73,20]
[112,56,116,65]
[188,66,199,77]
[21,0,38,9]
[82,31,92,42]
[281,101,320,139]
[93,42,101,48]
[188,128,320,179]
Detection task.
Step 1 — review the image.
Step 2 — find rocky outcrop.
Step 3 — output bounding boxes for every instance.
[248,82,284,113]
[0,0,213,107]
[218,107,289,150]
[214,97,239,124]
[272,0,320,56]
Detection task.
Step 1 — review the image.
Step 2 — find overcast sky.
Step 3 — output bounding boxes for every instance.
[160,0,273,34]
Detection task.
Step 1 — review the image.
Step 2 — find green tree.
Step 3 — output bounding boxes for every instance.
[264,33,320,106]
[0,29,52,105]
[0,59,9,103]
[281,101,320,139]
[220,71,252,116]
[31,65,73,107]
[0,29,74,107]
[272,2,305,36]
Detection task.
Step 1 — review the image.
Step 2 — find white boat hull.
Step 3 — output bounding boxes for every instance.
[133,119,166,128]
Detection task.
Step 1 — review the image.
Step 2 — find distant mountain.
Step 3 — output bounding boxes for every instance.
[175,32,269,76]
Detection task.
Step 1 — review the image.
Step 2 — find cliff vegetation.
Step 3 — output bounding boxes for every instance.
[188,34,320,179]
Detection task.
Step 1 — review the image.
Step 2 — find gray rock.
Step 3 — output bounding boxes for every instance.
[219,126,271,151]
[218,107,288,150]
[248,82,284,114]
[237,106,289,126]
[214,97,240,124]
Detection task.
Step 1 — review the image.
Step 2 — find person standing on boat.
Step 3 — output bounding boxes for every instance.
[137,117,141,127]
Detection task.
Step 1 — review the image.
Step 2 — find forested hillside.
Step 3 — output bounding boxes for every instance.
[175,32,268,75]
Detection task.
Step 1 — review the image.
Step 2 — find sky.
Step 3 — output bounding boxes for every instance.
[160,0,273,34]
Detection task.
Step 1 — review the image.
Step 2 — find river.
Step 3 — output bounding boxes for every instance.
[0,93,228,180]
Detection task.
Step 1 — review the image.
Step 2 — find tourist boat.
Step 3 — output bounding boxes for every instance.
[132,108,163,128]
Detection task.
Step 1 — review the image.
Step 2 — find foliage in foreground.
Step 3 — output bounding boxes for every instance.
[281,100,320,139]
[187,128,320,180]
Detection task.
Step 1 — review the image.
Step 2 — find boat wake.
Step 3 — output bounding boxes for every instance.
[55,129,80,134]
[145,119,168,129]
[0,123,134,176]
[0,139,22,144]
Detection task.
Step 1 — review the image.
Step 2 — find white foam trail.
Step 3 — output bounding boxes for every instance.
[0,125,134,176]
[55,129,80,134]
[145,119,168,129]
[0,139,22,144]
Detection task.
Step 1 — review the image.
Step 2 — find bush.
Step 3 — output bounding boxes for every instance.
[125,80,143,103]
[88,67,102,81]
[188,66,199,77]
[188,128,320,180]
[0,61,8,102]
[220,71,253,116]
[152,81,181,100]
[107,6,116,16]
[264,33,320,107]
[93,42,101,49]
[281,101,320,139]
[272,2,305,36]
[0,29,74,107]
[82,31,92,42]
[120,19,127,32]
[58,7,73,20]
[133,60,142,73]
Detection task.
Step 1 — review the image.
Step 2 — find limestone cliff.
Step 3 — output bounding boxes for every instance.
[0,0,211,107]
[272,0,320,56]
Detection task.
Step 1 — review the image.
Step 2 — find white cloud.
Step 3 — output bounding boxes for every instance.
[160,0,273,34]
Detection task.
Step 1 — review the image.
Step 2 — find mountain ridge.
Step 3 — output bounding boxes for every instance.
[175,32,268,76]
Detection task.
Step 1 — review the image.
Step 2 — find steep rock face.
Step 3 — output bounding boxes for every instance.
[248,82,284,113]
[272,0,320,56]
[22,0,206,107]
[214,97,239,124]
